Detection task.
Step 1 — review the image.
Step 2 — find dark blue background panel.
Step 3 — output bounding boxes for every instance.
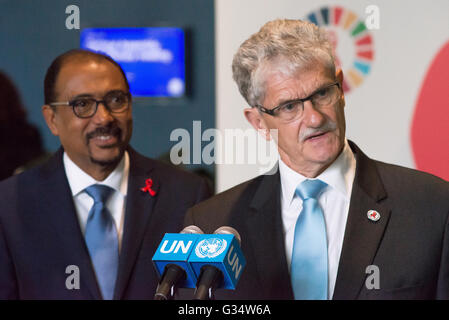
[81,27,186,97]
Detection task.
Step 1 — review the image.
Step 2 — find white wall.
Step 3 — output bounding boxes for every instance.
[215,0,449,192]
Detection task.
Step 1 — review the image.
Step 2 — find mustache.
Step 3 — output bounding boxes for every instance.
[299,121,337,142]
[86,125,122,141]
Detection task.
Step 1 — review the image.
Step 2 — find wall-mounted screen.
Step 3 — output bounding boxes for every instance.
[80,27,185,97]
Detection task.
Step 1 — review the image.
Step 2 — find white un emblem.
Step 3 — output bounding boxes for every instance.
[195,238,227,258]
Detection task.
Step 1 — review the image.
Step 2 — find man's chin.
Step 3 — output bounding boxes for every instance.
[89,147,124,167]
[90,156,122,167]
[306,147,341,167]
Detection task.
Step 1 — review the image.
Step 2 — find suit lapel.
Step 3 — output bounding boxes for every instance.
[113,149,159,299]
[332,141,392,299]
[38,149,102,299]
[245,169,294,299]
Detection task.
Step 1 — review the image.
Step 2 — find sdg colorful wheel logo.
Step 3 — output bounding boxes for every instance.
[305,6,375,93]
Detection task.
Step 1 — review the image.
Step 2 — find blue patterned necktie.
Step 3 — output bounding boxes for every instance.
[84,184,119,300]
[291,179,328,300]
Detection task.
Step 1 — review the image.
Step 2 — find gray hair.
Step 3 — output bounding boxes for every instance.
[232,19,335,107]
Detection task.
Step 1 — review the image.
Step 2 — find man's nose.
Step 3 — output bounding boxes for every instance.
[92,102,114,123]
[302,100,326,127]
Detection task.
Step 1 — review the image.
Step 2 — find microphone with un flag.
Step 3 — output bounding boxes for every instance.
[152,226,246,300]
[189,227,246,299]
[152,225,203,300]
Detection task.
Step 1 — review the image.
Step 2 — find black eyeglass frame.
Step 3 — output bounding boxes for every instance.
[255,82,341,117]
[48,91,132,119]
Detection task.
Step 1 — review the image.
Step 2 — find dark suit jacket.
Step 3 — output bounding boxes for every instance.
[0,147,211,299]
[185,141,449,300]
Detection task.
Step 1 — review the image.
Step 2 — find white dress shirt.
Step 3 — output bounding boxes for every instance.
[279,139,356,299]
[63,151,129,251]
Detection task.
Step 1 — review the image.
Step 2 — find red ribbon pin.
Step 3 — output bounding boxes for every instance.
[141,178,157,196]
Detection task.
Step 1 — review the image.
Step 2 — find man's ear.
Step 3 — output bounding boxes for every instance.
[336,68,344,84]
[335,68,345,108]
[42,105,59,136]
[244,107,271,140]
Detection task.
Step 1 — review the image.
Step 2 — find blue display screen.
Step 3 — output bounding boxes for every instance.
[80,27,185,97]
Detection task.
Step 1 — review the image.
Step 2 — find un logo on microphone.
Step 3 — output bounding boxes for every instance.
[195,238,227,258]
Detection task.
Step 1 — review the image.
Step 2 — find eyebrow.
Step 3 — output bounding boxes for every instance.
[275,82,334,107]
[68,90,127,101]
[69,93,94,100]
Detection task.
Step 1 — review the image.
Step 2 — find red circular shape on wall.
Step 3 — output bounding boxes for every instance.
[411,41,449,181]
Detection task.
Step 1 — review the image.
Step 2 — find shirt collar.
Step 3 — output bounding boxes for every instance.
[63,151,129,197]
[279,139,356,206]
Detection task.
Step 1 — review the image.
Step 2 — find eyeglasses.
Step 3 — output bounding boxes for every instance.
[255,82,341,122]
[49,91,131,119]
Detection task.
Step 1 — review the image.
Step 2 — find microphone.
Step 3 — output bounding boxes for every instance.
[152,225,203,300]
[189,226,246,300]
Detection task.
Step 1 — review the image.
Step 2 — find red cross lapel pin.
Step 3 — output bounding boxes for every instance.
[367,210,380,222]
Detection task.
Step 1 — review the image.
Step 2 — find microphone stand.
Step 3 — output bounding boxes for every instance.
[193,265,224,300]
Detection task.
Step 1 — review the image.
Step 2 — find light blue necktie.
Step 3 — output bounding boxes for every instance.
[84,184,119,300]
[291,179,328,300]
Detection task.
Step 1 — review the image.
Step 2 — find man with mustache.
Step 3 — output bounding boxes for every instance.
[0,49,211,299]
[185,19,449,299]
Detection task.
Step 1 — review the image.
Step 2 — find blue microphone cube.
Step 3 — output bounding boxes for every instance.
[188,234,246,289]
[152,233,201,288]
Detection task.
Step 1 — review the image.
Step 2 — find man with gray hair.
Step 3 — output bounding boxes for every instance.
[185,19,449,300]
